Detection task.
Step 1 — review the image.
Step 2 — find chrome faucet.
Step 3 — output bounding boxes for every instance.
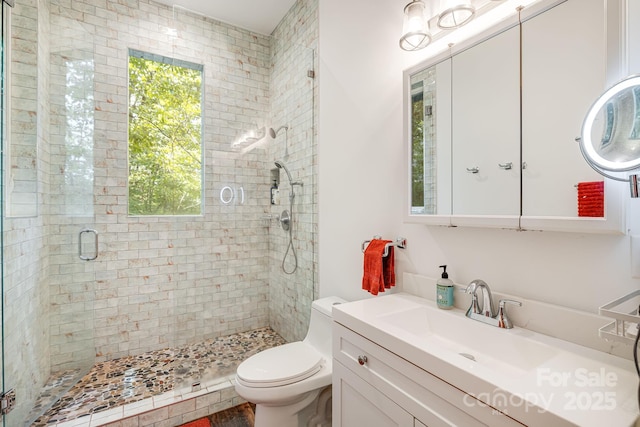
[464,279,521,329]
[466,279,495,318]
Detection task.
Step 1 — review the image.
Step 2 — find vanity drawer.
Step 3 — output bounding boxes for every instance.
[333,322,524,427]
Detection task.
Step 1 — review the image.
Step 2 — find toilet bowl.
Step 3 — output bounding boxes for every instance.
[234,296,346,427]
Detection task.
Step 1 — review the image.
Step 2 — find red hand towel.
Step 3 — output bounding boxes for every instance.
[383,246,395,289]
[362,240,395,295]
[577,181,604,218]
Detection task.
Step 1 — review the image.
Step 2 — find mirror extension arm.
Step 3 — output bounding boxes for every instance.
[576,136,639,198]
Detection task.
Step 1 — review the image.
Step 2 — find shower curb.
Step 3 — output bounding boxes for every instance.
[51,375,245,427]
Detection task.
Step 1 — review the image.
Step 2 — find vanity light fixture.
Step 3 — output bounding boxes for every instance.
[400,0,432,51]
[437,0,476,29]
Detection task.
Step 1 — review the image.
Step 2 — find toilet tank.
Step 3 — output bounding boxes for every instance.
[304,296,347,358]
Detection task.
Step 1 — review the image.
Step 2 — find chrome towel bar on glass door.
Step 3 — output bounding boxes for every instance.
[79,228,99,261]
[361,236,407,258]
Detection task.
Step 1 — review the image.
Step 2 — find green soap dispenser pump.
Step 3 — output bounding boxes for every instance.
[436,265,454,309]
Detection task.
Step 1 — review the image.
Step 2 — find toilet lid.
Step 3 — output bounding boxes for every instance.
[236,342,324,387]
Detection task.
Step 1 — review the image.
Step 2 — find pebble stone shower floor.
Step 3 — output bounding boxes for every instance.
[30,327,286,426]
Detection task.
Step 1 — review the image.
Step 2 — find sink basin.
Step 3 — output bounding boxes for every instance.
[376,304,557,377]
[332,292,639,427]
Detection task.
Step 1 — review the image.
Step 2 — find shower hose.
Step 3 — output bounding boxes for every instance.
[282,190,298,275]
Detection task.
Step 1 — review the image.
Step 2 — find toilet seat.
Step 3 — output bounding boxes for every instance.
[236,342,324,388]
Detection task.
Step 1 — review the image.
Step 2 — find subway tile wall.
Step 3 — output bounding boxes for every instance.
[3,0,318,423]
[268,0,318,342]
[47,0,274,367]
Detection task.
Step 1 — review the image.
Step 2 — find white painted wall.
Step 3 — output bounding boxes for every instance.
[318,0,640,314]
[318,0,408,303]
[630,1,640,74]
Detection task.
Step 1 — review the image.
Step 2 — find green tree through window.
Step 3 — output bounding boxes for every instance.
[128,50,203,215]
[411,87,425,210]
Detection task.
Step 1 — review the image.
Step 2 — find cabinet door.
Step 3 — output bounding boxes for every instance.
[404,58,452,223]
[520,0,625,233]
[452,26,520,220]
[333,361,414,427]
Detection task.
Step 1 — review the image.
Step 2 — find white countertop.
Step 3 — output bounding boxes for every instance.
[333,292,639,427]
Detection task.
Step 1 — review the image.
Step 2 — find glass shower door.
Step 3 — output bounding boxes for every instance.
[2,1,97,424]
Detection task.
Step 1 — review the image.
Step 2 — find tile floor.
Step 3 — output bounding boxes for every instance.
[31,328,285,426]
[178,402,255,427]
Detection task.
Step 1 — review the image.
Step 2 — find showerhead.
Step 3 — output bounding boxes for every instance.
[269,125,288,138]
[274,160,293,184]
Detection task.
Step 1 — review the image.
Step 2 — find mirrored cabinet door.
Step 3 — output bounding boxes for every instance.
[520,0,626,233]
[521,0,604,217]
[405,58,452,224]
[451,26,520,219]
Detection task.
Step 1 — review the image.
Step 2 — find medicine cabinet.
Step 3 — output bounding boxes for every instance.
[403,0,627,233]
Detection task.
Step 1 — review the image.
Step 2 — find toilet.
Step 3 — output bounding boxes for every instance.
[234,296,346,427]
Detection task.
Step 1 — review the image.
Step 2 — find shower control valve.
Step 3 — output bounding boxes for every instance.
[279,210,291,231]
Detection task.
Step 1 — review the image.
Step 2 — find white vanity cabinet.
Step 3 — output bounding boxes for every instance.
[333,294,639,426]
[333,362,414,427]
[332,322,523,427]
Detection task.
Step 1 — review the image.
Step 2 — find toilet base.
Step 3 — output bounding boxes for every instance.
[253,386,332,427]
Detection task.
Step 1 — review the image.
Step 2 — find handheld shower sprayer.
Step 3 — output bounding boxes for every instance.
[274,160,303,188]
[273,160,302,274]
[274,160,293,184]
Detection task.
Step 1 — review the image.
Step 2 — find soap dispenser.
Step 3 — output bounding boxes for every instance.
[436,265,454,310]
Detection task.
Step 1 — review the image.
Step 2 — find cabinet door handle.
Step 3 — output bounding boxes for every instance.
[466,167,479,174]
[498,162,513,170]
[357,355,368,366]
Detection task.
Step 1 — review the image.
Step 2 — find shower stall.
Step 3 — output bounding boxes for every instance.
[0,0,318,425]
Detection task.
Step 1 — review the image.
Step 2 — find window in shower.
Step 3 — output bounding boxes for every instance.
[128,49,203,215]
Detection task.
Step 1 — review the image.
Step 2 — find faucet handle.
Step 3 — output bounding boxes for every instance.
[496,299,522,329]
[499,299,522,309]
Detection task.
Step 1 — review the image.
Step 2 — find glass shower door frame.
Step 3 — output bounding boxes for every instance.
[1,0,8,422]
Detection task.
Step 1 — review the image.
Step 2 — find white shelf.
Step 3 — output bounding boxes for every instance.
[598,290,640,345]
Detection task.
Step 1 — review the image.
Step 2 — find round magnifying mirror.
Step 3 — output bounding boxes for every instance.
[580,75,640,172]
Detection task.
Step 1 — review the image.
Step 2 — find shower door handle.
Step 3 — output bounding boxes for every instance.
[79,229,99,261]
